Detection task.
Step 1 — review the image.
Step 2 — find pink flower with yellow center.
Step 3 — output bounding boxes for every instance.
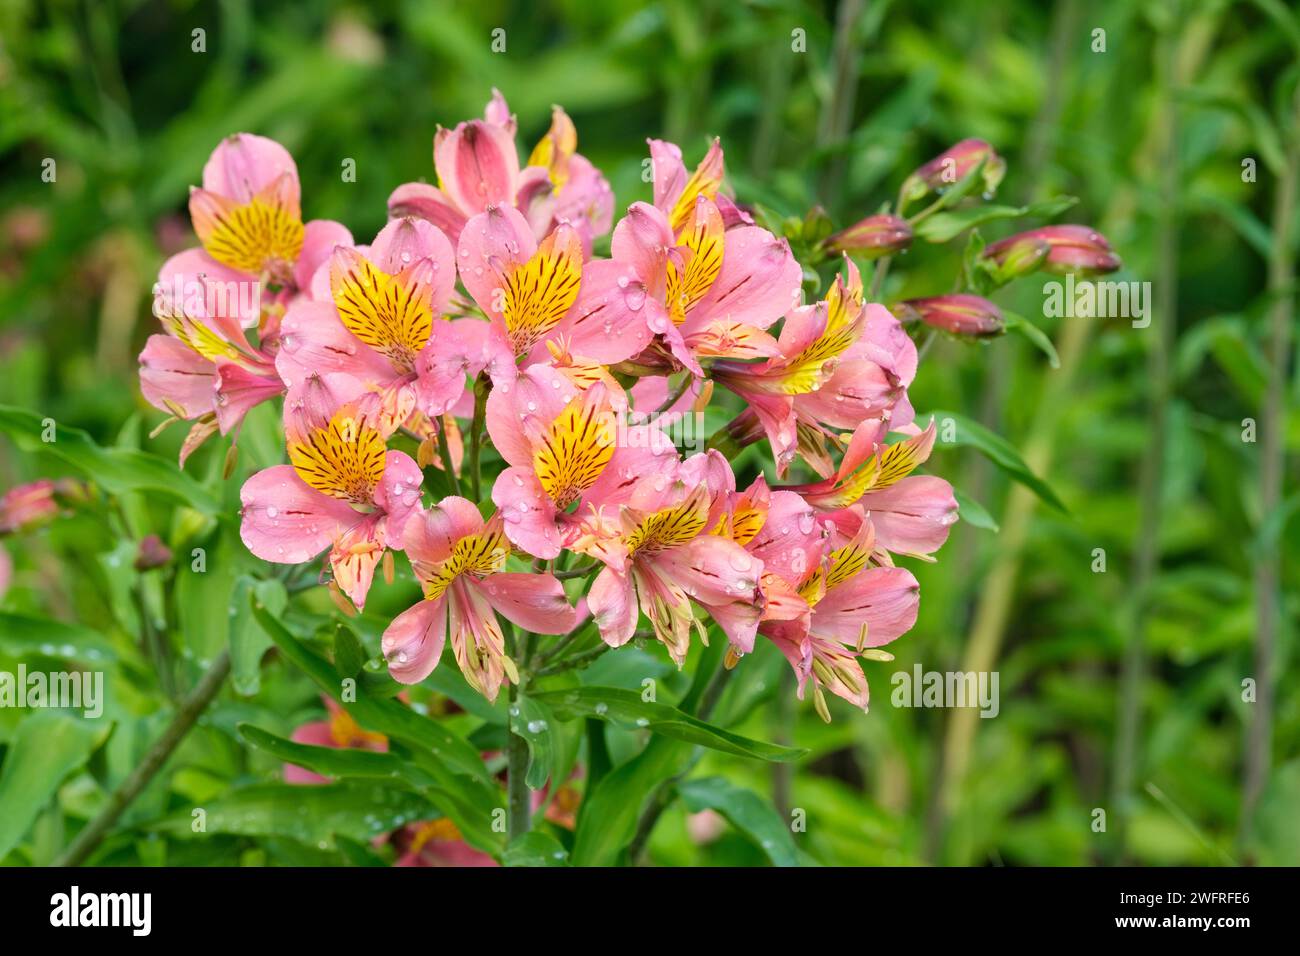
[486,364,678,559]
[782,418,959,560]
[712,260,917,475]
[606,142,801,375]
[456,206,656,382]
[381,497,577,701]
[582,452,766,664]
[239,404,423,610]
[275,217,473,436]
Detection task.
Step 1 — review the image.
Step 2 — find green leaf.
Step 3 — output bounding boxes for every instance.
[239,723,427,783]
[0,405,220,514]
[503,830,570,867]
[148,780,433,849]
[228,577,287,696]
[0,713,104,860]
[678,776,801,867]
[532,687,806,762]
[914,196,1078,243]
[333,625,366,679]
[0,613,118,664]
[1004,311,1061,368]
[510,696,556,790]
[252,601,505,855]
[572,736,692,866]
[924,410,1068,512]
[953,488,999,532]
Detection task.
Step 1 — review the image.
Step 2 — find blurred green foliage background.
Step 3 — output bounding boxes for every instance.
[0,0,1297,866]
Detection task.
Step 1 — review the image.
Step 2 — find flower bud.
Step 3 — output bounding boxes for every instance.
[823,214,913,258]
[901,139,1006,206]
[986,225,1120,276]
[980,234,1050,282]
[894,294,1004,338]
[134,534,174,571]
[0,480,61,534]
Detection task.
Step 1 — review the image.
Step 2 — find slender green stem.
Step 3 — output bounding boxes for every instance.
[1241,82,1300,843]
[505,628,533,841]
[55,649,231,866]
[468,372,489,501]
[436,418,461,497]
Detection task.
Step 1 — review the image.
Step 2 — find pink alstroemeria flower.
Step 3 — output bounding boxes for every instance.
[782,418,958,559]
[240,403,423,610]
[486,365,677,559]
[712,260,917,475]
[185,132,351,300]
[583,451,766,663]
[275,217,473,435]
[381,497,577,701]
[607,190,801,376]
[140,261,287,464]
[388,91,613,251]
[708,477,923,717]
[456,206,656,382]
[283,697,389,786]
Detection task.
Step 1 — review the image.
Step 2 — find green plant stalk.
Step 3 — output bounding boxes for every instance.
[437,417,461,497]
[1241,82,1300,842]
[54,649,231,866]
[1108,21,1181,863]
[506,628,533,841]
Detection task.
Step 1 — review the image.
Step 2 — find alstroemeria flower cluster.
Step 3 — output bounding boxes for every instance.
[139,92,961,716]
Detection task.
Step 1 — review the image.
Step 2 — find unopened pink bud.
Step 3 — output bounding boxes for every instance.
[894,294,1004,338]
[980,234,1051,281]
[823,214,913,258]
[134,534,174,571]
[986,225,1120,276]
[0,480,61,534]
[902,139,1006,204]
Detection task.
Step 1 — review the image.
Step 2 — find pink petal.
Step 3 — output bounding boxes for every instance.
[546,258,655,365]
[139,334,216,418]
[383,599,448,684]
[610,202,674,288]
[202,133,300,205]
[387,182,469,243]
[691,227,802,332]
[456,204,536,320]
[275,300,394,386]
[748,491,832,586]
[812,566,920,646]
[858,475,958,557]
[239,465,358,564]
[435,120,520,216]
[374,451,425,541]
[492,466,562,559]
[589,566,638,647]
[295,220,353,293]
[403,496,485,565]
[369,217,457,310]
[476,572,576,635]
[213,364,283,434]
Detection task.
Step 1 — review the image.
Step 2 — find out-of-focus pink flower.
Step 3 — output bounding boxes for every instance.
[455,207,655,380]
[239,403,423,610]
[388,91,613,251]
[284,697,389,785]
[486,366,676,559]
[580,451,766,662]
[983,225,1121,276]
[713,260,916,474]
[823,214,912,258]
[0,480,63,534]
[894,293,1005,338]
[381,497,576,701]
